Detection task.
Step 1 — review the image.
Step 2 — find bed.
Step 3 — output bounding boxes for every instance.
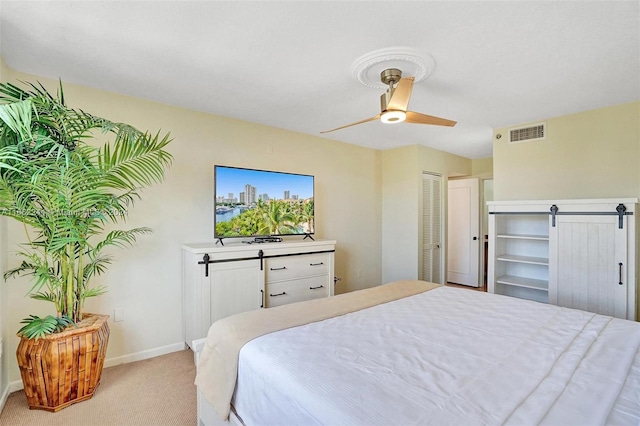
[194,280,640,426]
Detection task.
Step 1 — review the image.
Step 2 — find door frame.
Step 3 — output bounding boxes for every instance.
[480,178,494,287]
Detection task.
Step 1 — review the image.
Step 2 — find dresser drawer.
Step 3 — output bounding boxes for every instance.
[265,253,330,282]
[265,275,329,308]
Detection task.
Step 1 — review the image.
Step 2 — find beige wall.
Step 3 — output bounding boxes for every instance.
[381,146,421,283]
[493,102,640,325]
[0,52,7,403]
[381,145,472,283]
[493,102,640,201]
[0,66,382,384]
[471,157,493,178]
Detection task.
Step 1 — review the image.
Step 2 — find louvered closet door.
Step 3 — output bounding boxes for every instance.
[550,214,628,319]
[420,173,442,284]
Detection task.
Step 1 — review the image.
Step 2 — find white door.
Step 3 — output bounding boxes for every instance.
[420,173,443,284]
[447,178,480,286]
[550,214,628,319]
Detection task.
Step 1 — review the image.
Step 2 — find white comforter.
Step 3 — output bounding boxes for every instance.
[232,286,640,425]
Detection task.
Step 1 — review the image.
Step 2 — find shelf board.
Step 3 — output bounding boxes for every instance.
[497,233,549,241]
[496,275,548,291]
[496,254,549,265]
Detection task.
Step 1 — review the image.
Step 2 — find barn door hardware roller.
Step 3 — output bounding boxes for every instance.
[549,203,632,229]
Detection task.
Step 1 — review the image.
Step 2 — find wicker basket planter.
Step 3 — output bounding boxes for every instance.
[16,313,110,412]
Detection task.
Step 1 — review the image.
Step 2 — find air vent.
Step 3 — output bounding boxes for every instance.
[509,122,546,143]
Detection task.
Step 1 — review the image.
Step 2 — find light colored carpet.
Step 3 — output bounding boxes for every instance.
[0,349,197,425]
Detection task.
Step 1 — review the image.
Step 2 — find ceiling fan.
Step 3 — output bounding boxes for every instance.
[321,68,456,134]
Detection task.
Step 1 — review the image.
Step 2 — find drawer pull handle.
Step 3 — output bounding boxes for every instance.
[270,291,287,297]
[309,285,324,290]
[619,262,623,285]
[270,266,287,271]
[310,262,324,266]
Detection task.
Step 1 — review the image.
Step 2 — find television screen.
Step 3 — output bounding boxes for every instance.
[214,165,315,239]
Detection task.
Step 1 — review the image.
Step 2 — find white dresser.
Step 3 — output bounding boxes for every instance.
[182,239,336,348]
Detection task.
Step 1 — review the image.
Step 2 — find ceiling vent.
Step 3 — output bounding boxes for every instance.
[509,122,546,143]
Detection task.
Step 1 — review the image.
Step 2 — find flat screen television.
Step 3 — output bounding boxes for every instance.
[214,165,315,240]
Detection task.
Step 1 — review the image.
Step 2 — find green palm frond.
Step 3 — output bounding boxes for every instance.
[0,81,30,102]
[18,315,74,340]
[81,285,107,300]
[100,130,173,190]
[30,291,59,303]
[95,228,153,252]
[83,255,112,279]
[0,99,33,143]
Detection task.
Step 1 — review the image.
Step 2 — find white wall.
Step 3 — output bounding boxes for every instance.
[0,66,383,384]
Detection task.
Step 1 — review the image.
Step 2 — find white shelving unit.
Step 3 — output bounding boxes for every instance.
[490,211,550,303]
[488,199,638,321]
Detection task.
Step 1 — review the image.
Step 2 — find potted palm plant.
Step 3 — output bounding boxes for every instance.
[0,80,172,411]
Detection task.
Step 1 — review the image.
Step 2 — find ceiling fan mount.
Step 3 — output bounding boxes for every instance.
[321,68,457,134]
[380,68,403,86]
[379,68,403,116]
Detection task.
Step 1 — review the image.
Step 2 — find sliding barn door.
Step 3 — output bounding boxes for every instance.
[550,214,628,319]
[420,173,443,284]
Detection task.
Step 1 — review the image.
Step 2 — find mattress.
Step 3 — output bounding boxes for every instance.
[196,280,439,419]
[231,286,640,425]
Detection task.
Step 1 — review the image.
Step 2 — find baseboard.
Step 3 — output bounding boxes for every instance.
[103,341,187,368]
[1,341,188,407]
[6,378,25,396]
[0,383,14,413]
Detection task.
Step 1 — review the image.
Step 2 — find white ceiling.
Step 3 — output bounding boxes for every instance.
[1,1,638,159]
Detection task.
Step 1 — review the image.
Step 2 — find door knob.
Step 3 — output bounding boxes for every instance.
[473,236,478,240]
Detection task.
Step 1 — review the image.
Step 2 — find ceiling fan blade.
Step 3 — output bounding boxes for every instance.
[320,114,381,133]
[386,77,414,111]
[405,111,457,127]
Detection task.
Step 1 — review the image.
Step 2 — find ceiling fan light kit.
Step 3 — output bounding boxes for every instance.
[381,110,406,124]
[321,48,457,134]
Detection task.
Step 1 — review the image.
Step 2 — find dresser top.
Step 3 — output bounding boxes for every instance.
[182,239,336,254]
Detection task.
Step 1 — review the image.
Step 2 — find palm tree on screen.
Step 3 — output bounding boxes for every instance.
[259,200,296,235]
